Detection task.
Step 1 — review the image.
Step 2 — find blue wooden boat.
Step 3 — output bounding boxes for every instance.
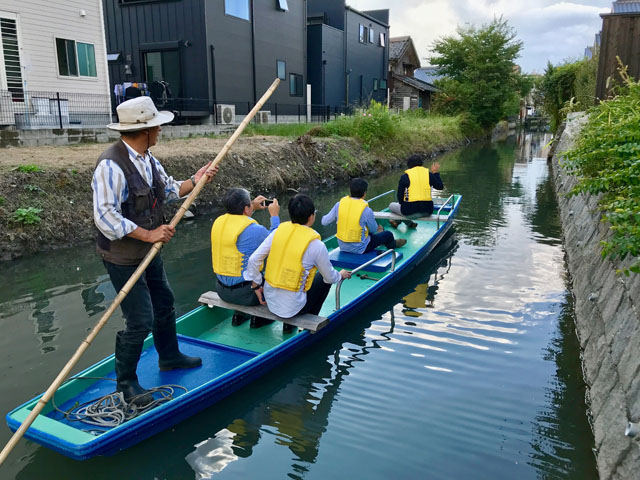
[6,194,461,460]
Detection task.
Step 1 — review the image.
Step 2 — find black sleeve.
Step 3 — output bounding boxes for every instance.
[397,174,410,203]
[430,172,444,190]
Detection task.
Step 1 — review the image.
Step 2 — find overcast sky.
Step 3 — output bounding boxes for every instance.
[348,0,612,73]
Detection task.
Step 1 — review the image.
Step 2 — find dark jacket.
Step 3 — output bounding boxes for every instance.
[397,171,444,216]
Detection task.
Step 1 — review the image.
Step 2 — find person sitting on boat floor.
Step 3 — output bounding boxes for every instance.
[211,188,280,328]
[321,178,407,253]
[388,154,444,228]
[245,194,352,334]
[92,96,218,406]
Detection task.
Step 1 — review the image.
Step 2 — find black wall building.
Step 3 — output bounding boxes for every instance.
[307,0,389,109]
[103,0,307,119]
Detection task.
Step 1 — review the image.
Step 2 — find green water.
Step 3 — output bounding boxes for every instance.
[0,132,597,479]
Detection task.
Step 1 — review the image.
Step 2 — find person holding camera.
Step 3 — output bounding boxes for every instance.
[211,188,280,328]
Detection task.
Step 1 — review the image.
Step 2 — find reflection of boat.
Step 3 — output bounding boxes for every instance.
[7,195,461,460]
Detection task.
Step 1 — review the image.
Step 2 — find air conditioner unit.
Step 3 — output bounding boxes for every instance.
[216,104,235,125]
[256,110,271,124]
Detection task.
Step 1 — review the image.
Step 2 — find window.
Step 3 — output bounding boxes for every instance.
[359,24,367,44]
[369,28,375,44]
[77,42,97,77]
[144,50,181,97]
[289,73,303,97]
[0,15,23,98]
[277,60,286,80]
[373,79,378,91]
[225,0,250,20]
[379,32,386,47]
[380,79,387,90]
[56,38,97,78]
[276,0,288,11]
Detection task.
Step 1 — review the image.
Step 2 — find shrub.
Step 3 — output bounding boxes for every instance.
[15,164,43,173]
[13,207,43,225]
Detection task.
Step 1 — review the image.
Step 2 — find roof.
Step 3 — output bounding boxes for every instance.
[414,67,443,84]
[389,36,410,61]
[612,1,640,13]
[392,73,438,93]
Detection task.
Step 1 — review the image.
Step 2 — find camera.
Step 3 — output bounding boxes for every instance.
[263,199,274,206]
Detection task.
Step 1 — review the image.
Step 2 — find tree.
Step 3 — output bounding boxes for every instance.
[430,18,526,129]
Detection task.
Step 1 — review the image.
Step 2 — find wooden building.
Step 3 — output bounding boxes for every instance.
[388,36,436,111]
[596,1,640,100]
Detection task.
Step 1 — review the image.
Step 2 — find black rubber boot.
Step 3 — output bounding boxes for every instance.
[115,332,153,406]
[232,311,251,326]
[250,316,274,329]
[283,323,296,334]
[154,321,202,371]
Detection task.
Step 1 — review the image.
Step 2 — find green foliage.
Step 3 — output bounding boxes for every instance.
[538,55,598,131]
[563,73,640,275]
[12,207,43,225]
[322,101,397,148]
[429,18,526,129]
[243,123,315,137]
[0,196,5,206]
[15,164,43,173]
[24,184,44,194]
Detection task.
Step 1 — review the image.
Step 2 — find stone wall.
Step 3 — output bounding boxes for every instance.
[552,114,640,479]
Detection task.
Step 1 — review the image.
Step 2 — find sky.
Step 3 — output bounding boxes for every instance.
[348,0,613,73]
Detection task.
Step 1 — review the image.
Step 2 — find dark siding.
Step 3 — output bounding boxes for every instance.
[345,9,388,106]
[307,0,344,31]
[596,13,640,100]
[306,24,344,106]
[103,0,208,100]
[362,9,389,25]
[307,24,323,104]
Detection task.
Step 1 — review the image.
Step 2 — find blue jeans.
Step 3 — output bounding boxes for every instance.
[103,255,176,346]
[364,231,396,252]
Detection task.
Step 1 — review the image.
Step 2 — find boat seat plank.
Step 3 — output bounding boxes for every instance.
[328,248,403,272]
[374,211,450,222]
[198,291,328,333]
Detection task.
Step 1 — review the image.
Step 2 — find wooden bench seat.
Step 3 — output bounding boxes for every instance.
[198,291,329,333]
[374,211,450,222]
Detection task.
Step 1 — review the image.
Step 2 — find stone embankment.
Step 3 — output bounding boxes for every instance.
[0,133,472,261]
[552,114,640,479]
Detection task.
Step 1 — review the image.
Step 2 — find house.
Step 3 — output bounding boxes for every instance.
[414,66,443,85]
[0,0,111,128]
[388,36,436,111]
[307,0,389,109]
[103,0,307,123]
[596,0,640,99]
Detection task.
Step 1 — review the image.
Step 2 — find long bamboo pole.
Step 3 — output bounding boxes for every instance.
[0,78,281,467]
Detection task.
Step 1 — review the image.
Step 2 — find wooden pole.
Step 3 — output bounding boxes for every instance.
[0,78,281,467]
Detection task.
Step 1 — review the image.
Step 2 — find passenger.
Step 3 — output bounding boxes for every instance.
[388,154,444,228]
[321,178,406,253]
[245,194,351,334]
[211,188,280,328]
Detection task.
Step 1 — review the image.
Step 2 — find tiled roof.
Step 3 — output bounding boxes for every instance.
[612,1,640,13]
[389,37,410,61]
[393,73,438,93]
[414,67,443,84]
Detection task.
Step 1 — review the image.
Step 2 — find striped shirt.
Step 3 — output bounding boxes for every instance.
[92,140,183,241]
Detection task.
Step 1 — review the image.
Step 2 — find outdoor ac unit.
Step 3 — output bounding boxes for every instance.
[256,110,271,124]
[216,104,235,124]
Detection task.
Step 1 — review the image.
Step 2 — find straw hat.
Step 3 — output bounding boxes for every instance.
[107,96,174,132]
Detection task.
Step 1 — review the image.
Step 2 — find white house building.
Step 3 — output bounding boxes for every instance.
[0,0,111,128]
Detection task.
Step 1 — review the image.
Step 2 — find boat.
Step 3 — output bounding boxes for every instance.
[6,193,462,460]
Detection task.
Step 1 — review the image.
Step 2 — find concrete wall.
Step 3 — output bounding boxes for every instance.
[552,114,640,479]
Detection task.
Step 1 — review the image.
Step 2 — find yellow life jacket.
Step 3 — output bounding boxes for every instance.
[336,196,368,243]
[211,214,257,277]
[405,166,432,202]
[264,221,321,292]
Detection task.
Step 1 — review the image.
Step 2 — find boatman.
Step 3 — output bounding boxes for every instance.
[321,178,406,253]
[211,188,280,328]
[388,154,444,228]
[245,194,351,334]
[92,96,218,406]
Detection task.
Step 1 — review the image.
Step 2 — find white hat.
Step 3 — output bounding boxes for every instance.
[107,96,174,131]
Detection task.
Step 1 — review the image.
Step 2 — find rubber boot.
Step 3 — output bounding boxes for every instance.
[115,332,153,406]
[154,321,202,371]
[232,311,251,326]
[250,316,274,329]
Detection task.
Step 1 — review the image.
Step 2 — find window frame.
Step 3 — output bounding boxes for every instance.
[276,0,288,12]
[373,78,378,91]
[380,79,387,90]
[369,28,375,44]
[289,73,303,97]
[359,24,367,44]
[224,0,251,21]
[276,60,286,80]
[379,32,386,47]
[54,37,98,80]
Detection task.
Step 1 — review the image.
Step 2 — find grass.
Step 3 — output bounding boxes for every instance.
[243,123,316,137]
[15,165,43,173]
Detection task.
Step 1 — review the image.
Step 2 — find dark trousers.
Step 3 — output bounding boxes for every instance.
[297,272,332,316]
[364,231,396,252]
[103,255,176,346]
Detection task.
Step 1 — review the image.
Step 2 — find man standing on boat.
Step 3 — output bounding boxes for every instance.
[92,96,217,406]
[321,178,406,253]
[245,194,351,333]
[388,154,444,228]
[211,188,280,328]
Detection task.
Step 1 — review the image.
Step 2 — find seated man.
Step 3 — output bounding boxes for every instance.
[321,178,406,253]
[389,154,444,228]
[245,194,351,334]
[211,188,280,328]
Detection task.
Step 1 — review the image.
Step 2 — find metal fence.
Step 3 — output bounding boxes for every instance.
[0,90,355,130]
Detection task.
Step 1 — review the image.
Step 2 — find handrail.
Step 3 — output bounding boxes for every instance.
[436,195,455,229]
[367,189,394,204]
[335,249,397,310]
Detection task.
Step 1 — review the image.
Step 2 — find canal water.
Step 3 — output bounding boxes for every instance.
[0,132,598,479]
